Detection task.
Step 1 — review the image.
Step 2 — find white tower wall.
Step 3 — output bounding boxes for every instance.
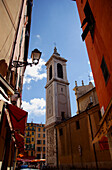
[45,47,71,166]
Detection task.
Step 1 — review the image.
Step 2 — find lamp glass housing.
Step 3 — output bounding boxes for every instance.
[31,49,41,63]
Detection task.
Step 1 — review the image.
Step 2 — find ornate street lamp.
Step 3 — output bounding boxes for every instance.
[11,49,42,105]
[12,48,42,68]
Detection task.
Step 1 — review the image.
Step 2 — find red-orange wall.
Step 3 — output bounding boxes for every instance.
[75,0,112,112]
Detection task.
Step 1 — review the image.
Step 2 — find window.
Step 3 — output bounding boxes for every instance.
[76,120,80,130]
[32,138,34,141]
[81,1,95,41]
[43,134,45,138]
[38,128,40,132]
[90,96,93,103]
[49,65,52,80]
[61,112,65,120]
[43,154,45,159]
[31,151,33,156]
[33,144,35,149]
[98,110,102,120]
[37,147,41,152]
[43,128,45,132]
[38,134,41,138]
[37,140,41,144]
[59,128,63,136]
[27,132,30,136]
[43,147,45,152]
[25,144,27,150]
[37,154,41,159]
[32,132,34,135]
[26,138,30,143]
[32,127,35,131]
[101,56,109,84]
[28,127,30,130]
[61,88,63,92]
[57,63,63,79]
[19,75,21,89]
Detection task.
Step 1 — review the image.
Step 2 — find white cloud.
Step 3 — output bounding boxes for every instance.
[89,71,94,84]
[26,85,31,90]
[22,98,46,118]
[23,58,47,84]
[36,34,41,39]
[90,71,93,77]
[90,79,94,83]
[88,61,90,65]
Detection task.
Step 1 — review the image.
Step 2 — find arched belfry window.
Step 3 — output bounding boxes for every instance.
[49,65,52,80]
[57,63,63,79]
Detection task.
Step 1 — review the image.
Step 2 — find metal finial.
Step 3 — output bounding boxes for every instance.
[75,81,77,87]
[53,43,60,56]
[82,80,84,86]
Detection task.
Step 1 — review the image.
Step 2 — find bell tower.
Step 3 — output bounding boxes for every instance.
[45,47,71,166]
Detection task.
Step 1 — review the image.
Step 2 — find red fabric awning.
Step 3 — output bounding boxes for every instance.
[99,136,109,150]
[15,132,24,153]
[7,103,28,136]
[5,103,28,152]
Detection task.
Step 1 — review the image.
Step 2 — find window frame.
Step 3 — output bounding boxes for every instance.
[81,0,95,41]
[76,120,80,130]
[37,147,41,152]
[43,140,45,145]
[57,63,63,79]
[61,112,65,120]
[59,128,63,136]
[101,56,109,84]
[37,140,41,144]
[38,134,41,138]
[49,65,52,80]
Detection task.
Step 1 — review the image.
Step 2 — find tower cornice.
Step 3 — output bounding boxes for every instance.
[45,54,67,66]
[45,78,69,88]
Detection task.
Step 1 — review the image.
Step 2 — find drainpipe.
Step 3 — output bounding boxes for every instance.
[86,105,98,170]
[56,128,58,168]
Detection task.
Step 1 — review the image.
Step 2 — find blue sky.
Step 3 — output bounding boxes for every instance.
[22,0,94,123]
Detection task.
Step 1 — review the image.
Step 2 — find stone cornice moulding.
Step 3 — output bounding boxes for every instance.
[45,54,67,66]
[45,78,69,88]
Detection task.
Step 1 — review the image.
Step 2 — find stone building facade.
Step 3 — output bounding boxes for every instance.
[24,122,46,159]
[72,0,112,158]
[0,0,33,169]
[74,81,99,114]
[45,47,71,166]
[56,82,112,169]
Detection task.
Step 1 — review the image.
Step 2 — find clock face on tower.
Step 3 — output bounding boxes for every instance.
[58,94,67,104]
